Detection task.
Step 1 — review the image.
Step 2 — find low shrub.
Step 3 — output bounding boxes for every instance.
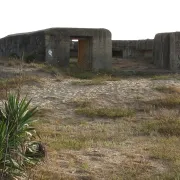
[0,94,44,179]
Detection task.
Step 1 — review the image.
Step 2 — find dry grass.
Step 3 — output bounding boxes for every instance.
[154,85,180,94]
[146,95,180,108]
[142,109,180,136]
[71,75,121,86]
[138,108,180,179]
[2,59,180,179]
[70,99,92,108]
[149,137,180,179]
[0,75,41,88]
[75,107,135,118]
[115,161,156,180]
[71,79,106,86]
[34,114,134,151]
[7,59,22,67]
[29,82,180,179]
[151,74,180,80]
[151,137,180,161]
[29,106,141,179]
[28,169,76,180]
[151,75,172,80]
[0,59,23,67]
[32,107,175,180]
[0,75,42,100]
[29,93,180,180]
[27,95,180,179]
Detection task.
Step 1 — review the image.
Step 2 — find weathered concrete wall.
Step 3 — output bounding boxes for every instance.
[153,33,170,69]
[153,32,180,71]
[112,39,153,59]
[0,28,112,71]
[170,32,180,71]
[44,28,112,70]
[136,39,153,50]
[0,31,45,61]
[136,40,153,60]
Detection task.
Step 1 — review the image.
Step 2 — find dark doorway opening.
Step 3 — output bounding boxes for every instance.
[112,50,123,58]
[70,39,78,63]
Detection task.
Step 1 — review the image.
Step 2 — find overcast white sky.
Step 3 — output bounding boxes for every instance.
[0,0,179,40]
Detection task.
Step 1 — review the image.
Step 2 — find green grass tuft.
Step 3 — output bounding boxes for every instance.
[71,79,106,86]
[147,95,180,108]
[142,109,180,136]
[75,107,135,118]
[151,75,172,80]
[154,85,180,94]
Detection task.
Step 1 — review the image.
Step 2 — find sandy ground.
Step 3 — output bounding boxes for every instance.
[1,58,180,179]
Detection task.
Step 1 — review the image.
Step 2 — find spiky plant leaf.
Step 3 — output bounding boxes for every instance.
[0,93,43,178]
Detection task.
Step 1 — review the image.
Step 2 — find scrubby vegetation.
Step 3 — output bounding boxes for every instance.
[0,94,44,179]
[1,58,180,179]
[75,107,135,118]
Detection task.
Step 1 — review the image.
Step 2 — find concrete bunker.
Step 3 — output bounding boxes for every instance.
[112,39,153,60]
[0,28,112,71]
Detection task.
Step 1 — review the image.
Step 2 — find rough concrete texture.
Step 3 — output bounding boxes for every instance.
[153,32,180,71]
[170,32,180,71]
[0,28,112,71]
[153,33,170,69]
[112,39,153,59]
[0,31,45,61]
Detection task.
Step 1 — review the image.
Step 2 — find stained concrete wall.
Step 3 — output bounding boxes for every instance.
[0,28,112,71]
[153,32,180,71]
[44,28,112,71]
[153,33,170,69]
[0,31,45,61]
[170,32,180,70]
[112,40,136,58]
[112,39,153,59]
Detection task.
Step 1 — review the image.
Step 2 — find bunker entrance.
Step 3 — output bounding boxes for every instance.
[70,37,92,70]
[70,39,78,62]
[112,50,123,58]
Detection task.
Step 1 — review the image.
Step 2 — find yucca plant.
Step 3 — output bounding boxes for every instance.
[0,94,43,179]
